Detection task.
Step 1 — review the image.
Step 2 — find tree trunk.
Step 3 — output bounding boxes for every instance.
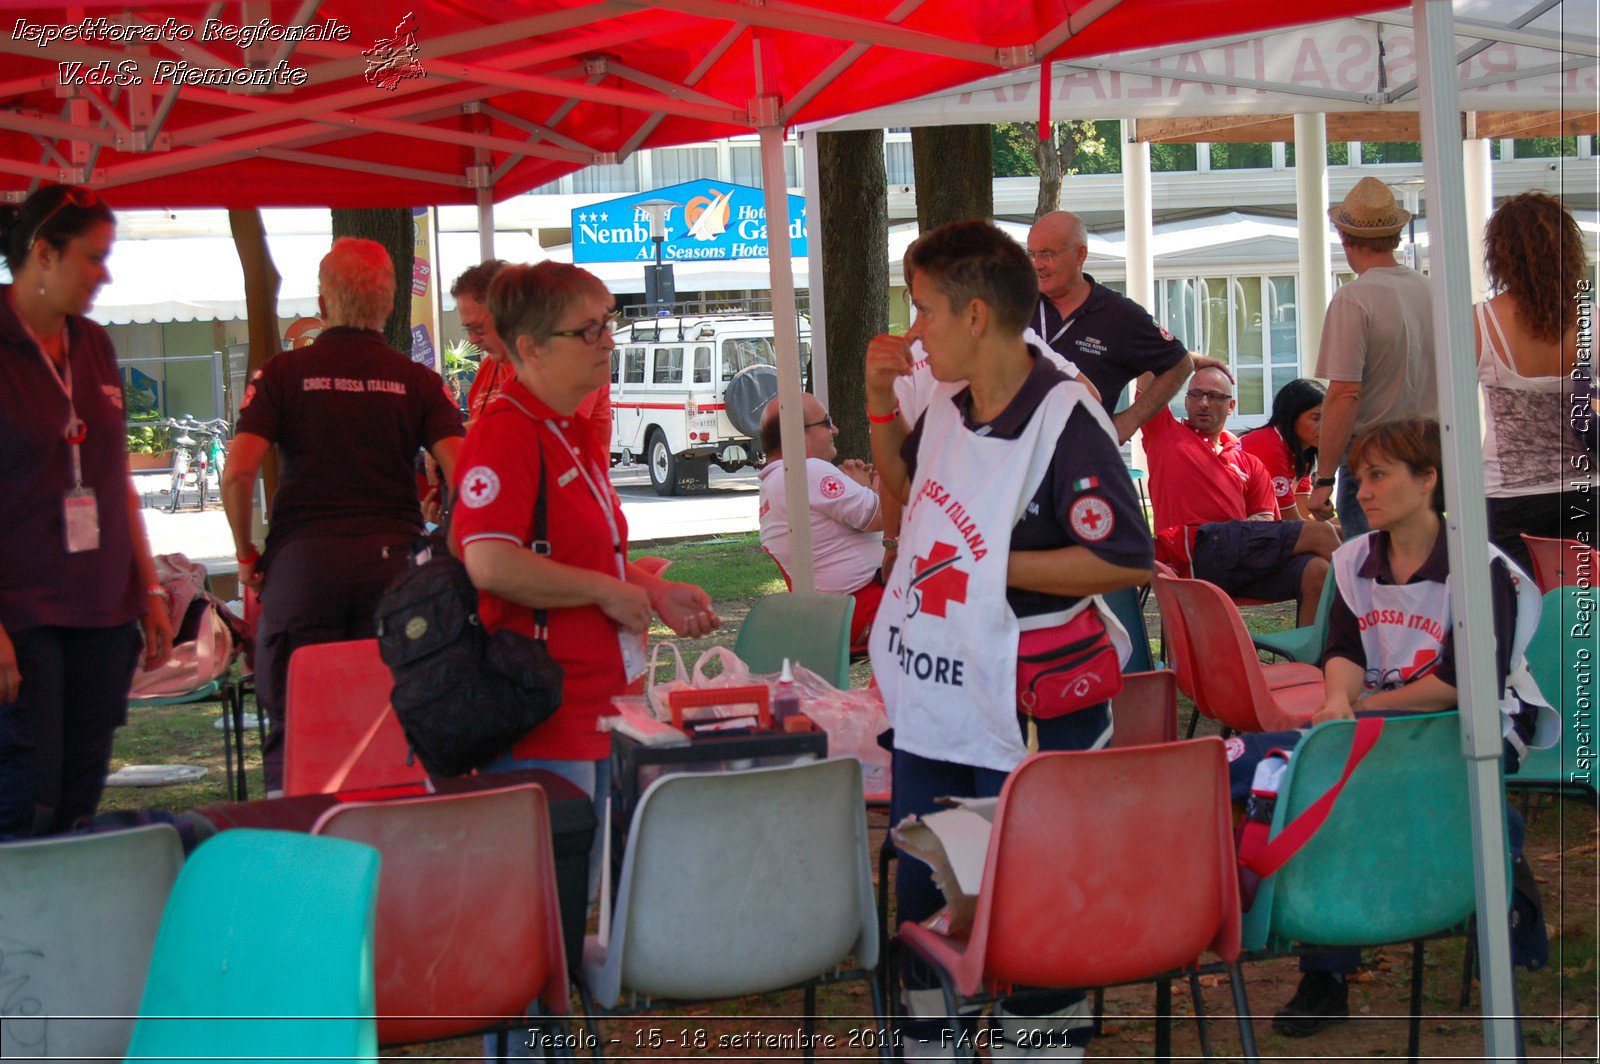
[228,208,281,520]
[331,207,414,355]
[910,125,993,231]
[817,129,888,463]
[1031,124,1063,219]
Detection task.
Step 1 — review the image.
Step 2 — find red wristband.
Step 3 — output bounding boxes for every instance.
[867,406,899,425]
[237,548,260,566]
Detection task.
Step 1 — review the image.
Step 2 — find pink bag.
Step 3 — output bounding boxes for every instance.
[1016,608,1123,719]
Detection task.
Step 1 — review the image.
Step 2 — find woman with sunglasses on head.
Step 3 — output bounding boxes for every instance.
[1241,378,1328,522]
[451,262,718,889]
[0,184,174,839]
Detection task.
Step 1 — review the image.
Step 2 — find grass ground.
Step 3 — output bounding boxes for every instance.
[103,532,1598,1061]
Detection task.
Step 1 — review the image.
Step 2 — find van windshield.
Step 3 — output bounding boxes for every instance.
[721,337,776,382]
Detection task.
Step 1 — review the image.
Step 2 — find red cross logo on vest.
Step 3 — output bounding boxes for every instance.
[908,541,970,618]
[1399,646,1439,682]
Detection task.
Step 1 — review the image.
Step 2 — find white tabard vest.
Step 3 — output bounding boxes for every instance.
[870,377,1114,773]
[1331,533,1557,753]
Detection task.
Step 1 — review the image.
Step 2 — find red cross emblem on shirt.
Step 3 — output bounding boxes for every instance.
[908,541,970,619]
[1399,647,1439,682]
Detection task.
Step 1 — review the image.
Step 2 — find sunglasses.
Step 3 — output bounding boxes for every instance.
[804,414,835,431]
[547,311,619,346]
[27,187,101,251]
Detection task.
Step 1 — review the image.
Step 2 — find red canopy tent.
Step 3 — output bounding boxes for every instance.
[0,0,1401,208]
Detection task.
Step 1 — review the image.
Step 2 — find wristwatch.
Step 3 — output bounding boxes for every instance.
[881,537,899,551]
[1314,475,1337,488]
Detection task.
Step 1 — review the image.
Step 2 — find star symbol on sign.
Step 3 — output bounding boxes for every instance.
[908,541,969,619]
[598,211,609,223]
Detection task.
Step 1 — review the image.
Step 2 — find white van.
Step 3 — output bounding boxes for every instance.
[610,313,809,495]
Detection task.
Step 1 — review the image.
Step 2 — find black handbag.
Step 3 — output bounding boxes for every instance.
[374,456,563,778]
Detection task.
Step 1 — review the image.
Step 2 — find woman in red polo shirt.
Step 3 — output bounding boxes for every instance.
[452,262,718,872]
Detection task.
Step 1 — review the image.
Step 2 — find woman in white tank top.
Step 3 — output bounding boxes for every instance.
[1473,191,1590,574]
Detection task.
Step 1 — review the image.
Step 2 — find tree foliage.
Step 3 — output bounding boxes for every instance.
[991,121,1111,218]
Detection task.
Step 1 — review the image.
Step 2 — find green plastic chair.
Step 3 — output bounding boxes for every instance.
[1249,569,1338,665]
[1240,712,1478,1061]
[733,591,854,688]
[1511,586,1598,795]
[125,829,381,1062]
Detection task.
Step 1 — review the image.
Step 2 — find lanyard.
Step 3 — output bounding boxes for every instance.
[492,391,627,579]
[544,417,627,580]
[1037,301,1077,348]
[22,318,88,487]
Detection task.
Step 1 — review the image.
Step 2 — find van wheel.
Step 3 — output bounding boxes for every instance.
[647,431,678,496]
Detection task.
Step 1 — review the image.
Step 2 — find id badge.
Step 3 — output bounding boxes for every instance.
[63,487,100,553]
[618,627,648,683]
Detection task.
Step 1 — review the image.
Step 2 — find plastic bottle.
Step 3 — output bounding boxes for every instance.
[773,657,801,726]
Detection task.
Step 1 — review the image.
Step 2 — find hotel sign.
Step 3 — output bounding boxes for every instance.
[572,180,808,264]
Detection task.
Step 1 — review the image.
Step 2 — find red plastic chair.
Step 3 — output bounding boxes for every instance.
[1159,574,1323,733]
[283,638,426,798]
[1109,669,1179,747]
[897,740,1257,1061]
[310,784,570,1051]
[1521,534,1595,594]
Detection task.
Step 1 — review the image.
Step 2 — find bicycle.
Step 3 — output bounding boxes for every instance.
[162,416,230,513]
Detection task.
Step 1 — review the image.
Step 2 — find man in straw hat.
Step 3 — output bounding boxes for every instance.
[1306,177,1438,536]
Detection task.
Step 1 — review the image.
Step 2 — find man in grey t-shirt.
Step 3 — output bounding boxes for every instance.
[1308,178,1437,535]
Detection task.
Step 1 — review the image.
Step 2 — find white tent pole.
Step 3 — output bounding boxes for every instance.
[1121,119,1154,311]
[1463,118,1494,302]
[760,116,817,594]
[476,187,495,261]
[1294,112,1330,376]
[802,129,829,408]
[1414,2,1520,1059]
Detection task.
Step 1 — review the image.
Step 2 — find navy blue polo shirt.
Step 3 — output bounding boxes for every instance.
[236,326,464,548]
[1033,273,1190,414]
[0,287,142,632]
[903,353,1154,621]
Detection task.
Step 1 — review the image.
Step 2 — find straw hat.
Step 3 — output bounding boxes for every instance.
[1328,177,1411,238]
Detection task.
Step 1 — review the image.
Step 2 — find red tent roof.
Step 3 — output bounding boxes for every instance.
[0,0,1403,208]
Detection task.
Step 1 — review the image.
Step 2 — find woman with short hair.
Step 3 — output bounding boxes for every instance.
[452,261,718,859]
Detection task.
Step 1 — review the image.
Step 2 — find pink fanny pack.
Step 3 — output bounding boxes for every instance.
[1016,608,1123,719]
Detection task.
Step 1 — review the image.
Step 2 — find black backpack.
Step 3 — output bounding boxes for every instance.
[374,460,562,778]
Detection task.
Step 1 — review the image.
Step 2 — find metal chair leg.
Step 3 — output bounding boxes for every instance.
[1188,970,1214,1060]
[1408,940,1426,1064]
[1155,977,1172,1062]
[1092,987,1105,1037]
[1185,707,1200,739]
[804,983,817,1063]
[868,966,892,1063]
[1228,962,1259,1064]
[1460,920,1478,1009]
[877,835,895,1008]
[576,981,606,1063]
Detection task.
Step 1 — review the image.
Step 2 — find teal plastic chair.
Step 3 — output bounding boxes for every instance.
[125,829,380,1062]
[0,825,183,1060]
[1104,585,1155,674]
[1241,712,1477,1061]
[1511,586,1598,795]
[733,591,854,688]
[1250,569,1338,665]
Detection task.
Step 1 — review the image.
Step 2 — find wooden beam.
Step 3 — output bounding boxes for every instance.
[1471,110,1599,139]
[1138,110,1597,144]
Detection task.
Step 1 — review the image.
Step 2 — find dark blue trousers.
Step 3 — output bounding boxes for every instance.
[0,623,141,838]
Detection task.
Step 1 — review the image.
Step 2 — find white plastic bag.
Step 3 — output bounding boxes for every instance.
[788,666,892,799]
[645,644,758,720]
[644,642,691,720]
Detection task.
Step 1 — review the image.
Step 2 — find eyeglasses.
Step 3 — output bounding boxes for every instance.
[547,311,619,346]
[462,320,488,341]
[1025,247,1064,262]
[804,414,835,431]
[27,187,100,251]
[1186,389,1234,404]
